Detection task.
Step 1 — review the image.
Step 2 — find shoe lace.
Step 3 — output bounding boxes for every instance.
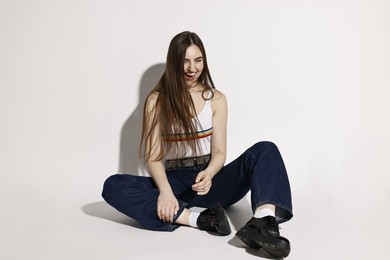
[252,217,280,236]
[268,219,279,233]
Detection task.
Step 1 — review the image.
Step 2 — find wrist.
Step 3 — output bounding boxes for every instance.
[158,185,173,194]
[203,168,216,178]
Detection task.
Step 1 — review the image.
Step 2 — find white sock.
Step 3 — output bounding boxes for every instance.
[254,208,275,219]
[189,211,201,228]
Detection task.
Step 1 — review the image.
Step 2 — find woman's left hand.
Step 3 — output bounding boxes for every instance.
[192,170,213,195]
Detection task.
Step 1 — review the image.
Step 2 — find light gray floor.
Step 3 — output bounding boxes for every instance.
[2,185,389,260]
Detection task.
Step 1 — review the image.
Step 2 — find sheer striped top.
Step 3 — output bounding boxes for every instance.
[164,91,213,160]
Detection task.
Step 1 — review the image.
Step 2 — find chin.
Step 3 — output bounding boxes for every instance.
[185,81,196,87]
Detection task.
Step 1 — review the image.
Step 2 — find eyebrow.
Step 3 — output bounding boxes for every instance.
[184,56,203,60]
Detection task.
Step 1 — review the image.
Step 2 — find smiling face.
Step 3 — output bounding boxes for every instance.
[184,44,204,88]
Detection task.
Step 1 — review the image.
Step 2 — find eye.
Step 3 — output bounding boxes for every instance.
[195,58,203,63]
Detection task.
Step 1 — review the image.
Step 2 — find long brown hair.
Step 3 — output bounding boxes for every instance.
[140,31,215,162]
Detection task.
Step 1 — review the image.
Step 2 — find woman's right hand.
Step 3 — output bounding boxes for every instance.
[157,190,179,223]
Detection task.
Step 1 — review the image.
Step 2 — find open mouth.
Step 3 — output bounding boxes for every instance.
[184,72,196,80]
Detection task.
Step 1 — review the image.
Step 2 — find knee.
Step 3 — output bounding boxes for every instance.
[252,141,279,153]
[102,174,122,200]
[248,141,282,159]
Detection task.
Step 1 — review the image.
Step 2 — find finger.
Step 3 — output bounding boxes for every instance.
[167,205,176,223]
[161,208,166,222]
[194,181,207,192]
[165,210,170,222]
[192,183,200,191]
[172,202,179,221]
[163,208,170,222]
[199,180,210,190]
[196,187,206,195]
[165,207,171,223]
[197,183,212,194]
[196,172,206,183]
[192,184,203,192]
[193,177,207,188]
[174,203,179,216]
[157,205,162,220]
[197,189,209,195]
[169,208,175,223]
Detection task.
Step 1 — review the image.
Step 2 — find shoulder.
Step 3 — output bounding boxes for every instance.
[146,91,160,104]
[210,89,227,113]
[147,91,159,102]
[144,91,159,112]
[211,89,227,104]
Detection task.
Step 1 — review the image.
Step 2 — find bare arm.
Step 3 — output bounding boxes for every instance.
[144,93,179,222]
[192,90,228,195]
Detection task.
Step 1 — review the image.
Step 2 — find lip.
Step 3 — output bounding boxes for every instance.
[184,72,196,80]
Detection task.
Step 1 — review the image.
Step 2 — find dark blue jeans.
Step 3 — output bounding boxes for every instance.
[102,141,293,231]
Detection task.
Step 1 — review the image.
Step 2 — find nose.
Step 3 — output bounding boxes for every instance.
[187,61,195,72]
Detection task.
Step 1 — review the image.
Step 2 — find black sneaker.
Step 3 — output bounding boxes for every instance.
[235,216,290,258]
[197,203,231,235]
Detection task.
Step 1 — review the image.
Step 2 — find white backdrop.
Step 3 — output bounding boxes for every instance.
[1,0,389,259]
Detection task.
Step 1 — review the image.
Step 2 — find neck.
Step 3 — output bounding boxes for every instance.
[188,82,198,89]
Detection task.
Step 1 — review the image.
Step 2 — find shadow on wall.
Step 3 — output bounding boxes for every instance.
[118,63,165,175]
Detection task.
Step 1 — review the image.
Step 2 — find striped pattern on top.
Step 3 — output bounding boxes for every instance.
[163,127,213,142]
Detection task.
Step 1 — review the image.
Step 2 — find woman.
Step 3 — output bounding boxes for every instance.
[102,31,293,258]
